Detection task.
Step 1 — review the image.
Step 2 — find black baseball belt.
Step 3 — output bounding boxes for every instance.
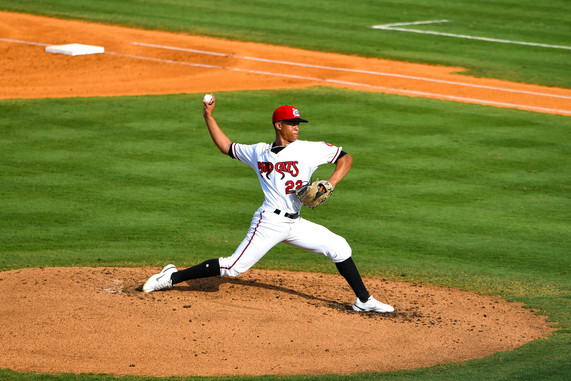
[273,209,300,219]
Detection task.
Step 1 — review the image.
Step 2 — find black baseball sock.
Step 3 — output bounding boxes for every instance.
[171,258,221,284]
[335,257,370,302]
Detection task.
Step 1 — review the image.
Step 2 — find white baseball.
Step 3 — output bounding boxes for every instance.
[203,94,214,105]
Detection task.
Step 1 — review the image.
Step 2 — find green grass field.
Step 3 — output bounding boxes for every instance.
[0,0,570,380]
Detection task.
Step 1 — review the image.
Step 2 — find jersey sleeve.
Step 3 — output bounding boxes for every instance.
[315,141,343,164]
[229,143,262,170]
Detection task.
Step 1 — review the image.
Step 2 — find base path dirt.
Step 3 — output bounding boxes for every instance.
[0,267,551,377]
[0,11,570,115]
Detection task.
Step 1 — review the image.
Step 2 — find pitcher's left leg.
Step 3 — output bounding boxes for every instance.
[284,218,351,263]
[285,218,394,313]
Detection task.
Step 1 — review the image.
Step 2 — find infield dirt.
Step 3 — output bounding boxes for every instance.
[0,10,557,378]
[1,11,570,115]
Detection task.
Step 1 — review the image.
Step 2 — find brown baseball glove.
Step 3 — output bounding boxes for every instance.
[295,180,334,209]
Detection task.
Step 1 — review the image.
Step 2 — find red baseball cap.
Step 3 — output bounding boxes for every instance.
[272,105,309,124]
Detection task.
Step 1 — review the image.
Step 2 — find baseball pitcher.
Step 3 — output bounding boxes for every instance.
[143,94,394,313]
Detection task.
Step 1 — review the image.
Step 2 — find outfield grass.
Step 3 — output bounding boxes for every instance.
[0,0,570,87]
[1,88,569,380]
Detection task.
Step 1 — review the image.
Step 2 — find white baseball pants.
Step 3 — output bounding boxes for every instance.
[219,207,352,277]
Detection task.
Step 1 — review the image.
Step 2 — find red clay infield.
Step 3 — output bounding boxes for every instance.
[0,11,557,378]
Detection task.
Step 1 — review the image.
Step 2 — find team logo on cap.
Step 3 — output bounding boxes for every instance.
[292,108,300,117]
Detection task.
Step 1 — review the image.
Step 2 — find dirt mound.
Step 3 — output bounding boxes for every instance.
[0,267,551,377]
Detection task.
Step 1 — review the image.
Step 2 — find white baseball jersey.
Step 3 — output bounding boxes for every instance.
[218,139,351,277]
[230,139,343,214]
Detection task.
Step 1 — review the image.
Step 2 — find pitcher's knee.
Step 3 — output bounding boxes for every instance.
[218,257,249,277]
[328,237,352,263]
[220,267,243,277]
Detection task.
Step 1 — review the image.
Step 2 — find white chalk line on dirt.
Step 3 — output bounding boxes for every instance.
[4,37,570,101]
[108,52,571,115]
[2,37,570,114]
[0,37,49,46]
[132,41,571,100]
[371,20,571,50]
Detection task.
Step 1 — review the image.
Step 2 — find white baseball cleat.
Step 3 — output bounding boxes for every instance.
[352,296,394,313]
[143,264,177,293]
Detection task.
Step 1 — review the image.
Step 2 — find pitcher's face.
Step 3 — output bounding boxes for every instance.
[276,121,300,143]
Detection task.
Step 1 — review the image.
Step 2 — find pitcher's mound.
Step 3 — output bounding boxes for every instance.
[0,267,551,377]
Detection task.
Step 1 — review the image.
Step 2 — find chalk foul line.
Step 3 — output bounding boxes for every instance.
[371,20,571,50]
[131,42,571,100]
[106,52,571,115]
[2,37,570,114]
[0,37,49,46]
